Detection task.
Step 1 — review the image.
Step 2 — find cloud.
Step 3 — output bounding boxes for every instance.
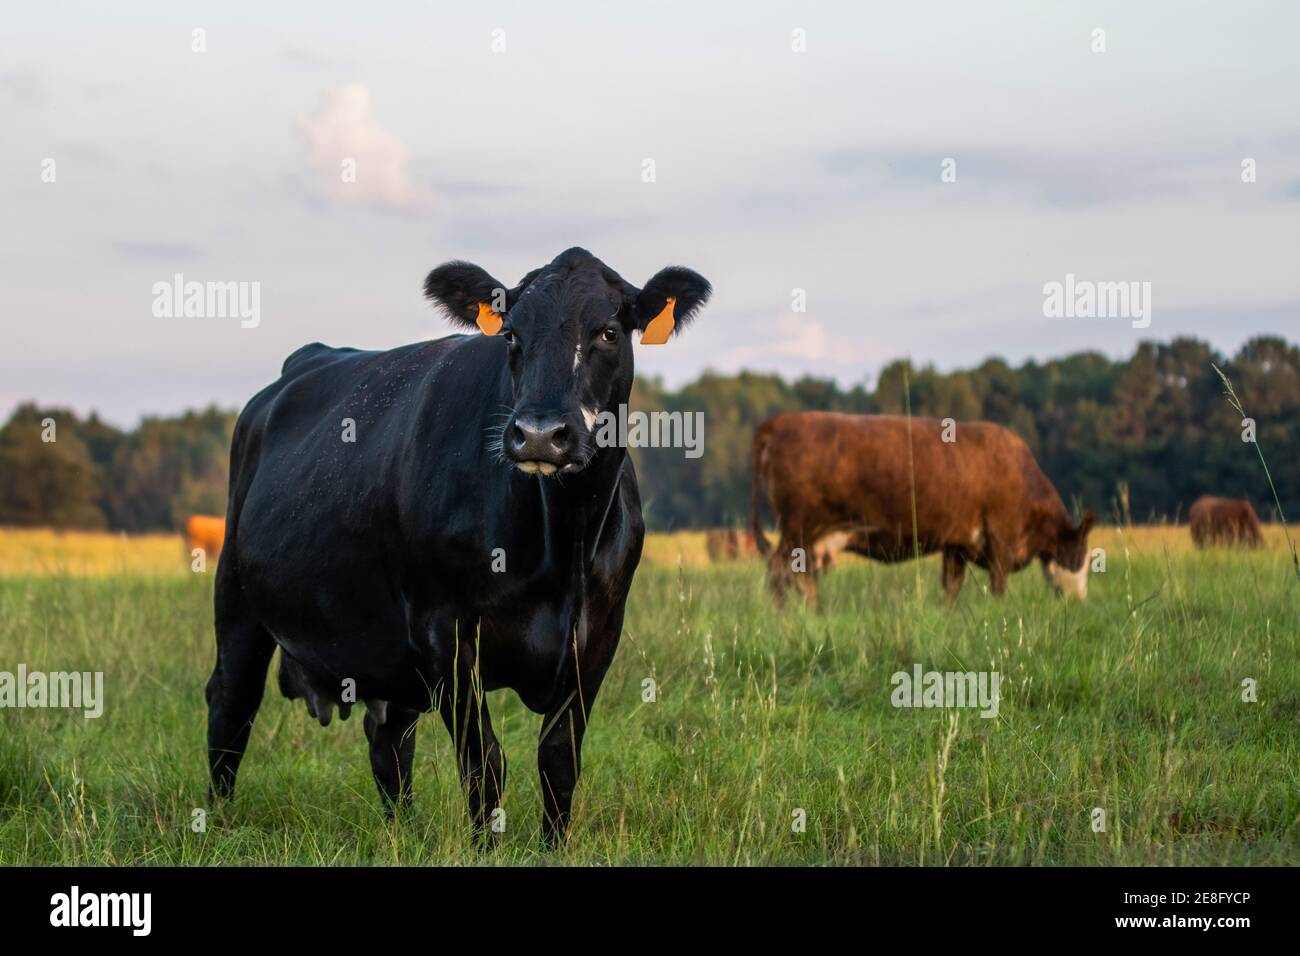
[820,146,1199,207]
[723,314,859,367]
[112,240,204,261]
[59,141,118,168]
[282,45,361,72]
[296,84,433,210]
[0,68,46,105]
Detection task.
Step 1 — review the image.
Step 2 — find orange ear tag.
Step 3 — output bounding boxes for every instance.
[640,296,676,345]
[476,302,503,335]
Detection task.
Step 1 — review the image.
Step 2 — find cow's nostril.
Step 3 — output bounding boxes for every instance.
[510,416,571,462]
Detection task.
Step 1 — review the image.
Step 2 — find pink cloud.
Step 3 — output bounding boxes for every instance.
[297,84,433,210]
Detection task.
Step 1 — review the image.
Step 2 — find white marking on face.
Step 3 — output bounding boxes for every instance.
[573,343,582,373]
[581,405,598,431]
[1043,559,1089,600]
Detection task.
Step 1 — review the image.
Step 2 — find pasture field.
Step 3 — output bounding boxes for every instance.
[0,526,1296,865]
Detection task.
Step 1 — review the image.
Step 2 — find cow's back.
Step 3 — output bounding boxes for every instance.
[219,335,486,692]
[227,335,480,544]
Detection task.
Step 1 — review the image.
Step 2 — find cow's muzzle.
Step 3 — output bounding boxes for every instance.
[507,413,582,475]
[1042,558,1089,600]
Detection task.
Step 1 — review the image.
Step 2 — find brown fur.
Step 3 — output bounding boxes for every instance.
[750,413,1093,604]
[185,514,226,564]
[1189,496,1263,549]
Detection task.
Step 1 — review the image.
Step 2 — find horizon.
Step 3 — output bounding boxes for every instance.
[5,331,1294,431]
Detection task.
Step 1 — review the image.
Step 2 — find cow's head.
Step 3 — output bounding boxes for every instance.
[424,247,710,476]
[1041,511,1094,599]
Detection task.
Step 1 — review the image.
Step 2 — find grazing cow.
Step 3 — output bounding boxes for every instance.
[206,248,711,846]
[750,412,1094,604]
[1189,496,1263,548]
[184,515,225,565]
[704,528,760,562]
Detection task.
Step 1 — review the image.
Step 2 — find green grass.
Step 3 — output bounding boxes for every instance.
[1,545,1297,865]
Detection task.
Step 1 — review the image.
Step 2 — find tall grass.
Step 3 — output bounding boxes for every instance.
[0,529,1296,864]
[1212,363,1300,586]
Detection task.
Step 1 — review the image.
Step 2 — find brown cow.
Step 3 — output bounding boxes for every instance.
[185,514,226,566]
[1189,496,1263,548]
[750,412,1094,604]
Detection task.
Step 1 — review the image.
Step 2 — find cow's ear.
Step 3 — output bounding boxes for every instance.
[1077,511,1094,536]
[424,261,512,335]
[629,266,712,345]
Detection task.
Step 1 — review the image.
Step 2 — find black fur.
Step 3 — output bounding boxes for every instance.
[206,247,711,847]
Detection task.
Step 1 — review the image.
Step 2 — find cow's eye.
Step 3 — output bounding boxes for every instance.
[601,327,618,344]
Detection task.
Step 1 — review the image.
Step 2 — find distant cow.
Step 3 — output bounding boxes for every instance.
[206,247,711,847]
[185,515,225,564]
[1189,496,1263,548]
[705,528,760,562]
[750,413,1094,603]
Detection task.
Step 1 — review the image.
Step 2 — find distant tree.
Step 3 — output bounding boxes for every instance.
[103,406,235,531]
[0,404,106,529]
[874,360,915,415]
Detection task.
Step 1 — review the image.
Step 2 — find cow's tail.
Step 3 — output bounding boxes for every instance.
[750,428,771,556]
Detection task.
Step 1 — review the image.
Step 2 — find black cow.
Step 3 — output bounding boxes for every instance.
[206,247,711,845]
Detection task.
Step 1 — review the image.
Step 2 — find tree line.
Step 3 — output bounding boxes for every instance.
[0,405,233,532]
[1,335,1295,533]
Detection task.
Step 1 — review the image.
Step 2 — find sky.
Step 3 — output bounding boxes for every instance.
[1,0,1298,426]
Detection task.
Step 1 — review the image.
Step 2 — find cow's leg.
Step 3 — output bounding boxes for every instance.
[793,562,819,606]
[987,544,1010,597]
[364,703,420,813]
[766,548,791,605]
[206,565,275,800]
[942,547,966,601]
[767,534,818,606]
[790,533,820,605]
[538,612,623,848]
[538,692,589,849]
[438,681,506,840]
